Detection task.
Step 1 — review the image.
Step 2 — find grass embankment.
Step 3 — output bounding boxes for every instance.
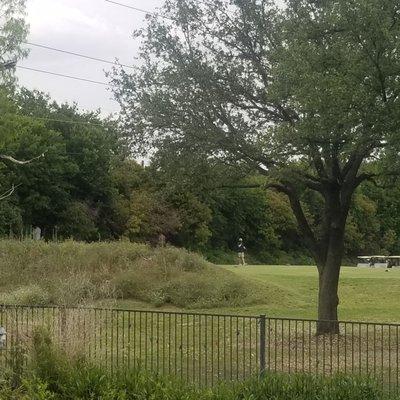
[0,240,263,309]
[0,330,392,400]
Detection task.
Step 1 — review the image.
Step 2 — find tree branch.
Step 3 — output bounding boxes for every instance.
[215,184,262,190]
[0,184,21,201]
[310,145,328,180]
[266,182,322,265]
[353,170,400,189]
[0,153,45,165]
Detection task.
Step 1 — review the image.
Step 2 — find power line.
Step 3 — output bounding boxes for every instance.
[7,114,113,128]
[17,65,110,86]
[23,41,134,70]
[105,0,173,20]
[28,116,109,128]
[104,0,155,15]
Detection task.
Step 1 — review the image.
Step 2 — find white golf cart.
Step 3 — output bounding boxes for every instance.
[357,256,388,268]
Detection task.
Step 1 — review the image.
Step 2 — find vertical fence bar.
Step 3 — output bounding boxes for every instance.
[180,314,183,382]
[236,316,239,381]
[397,325,399,396]
[259,314,266,377]
[186,314,189,383]
[217,315,220,382]
[249,317,252,376]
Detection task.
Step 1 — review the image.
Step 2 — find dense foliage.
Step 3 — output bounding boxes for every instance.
[1,87,400,263]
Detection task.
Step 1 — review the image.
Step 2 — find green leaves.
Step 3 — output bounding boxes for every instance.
[0,89,124,240]
[0,0,28,85]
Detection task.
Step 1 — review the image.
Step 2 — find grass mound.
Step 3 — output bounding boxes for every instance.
[0,240,261,308]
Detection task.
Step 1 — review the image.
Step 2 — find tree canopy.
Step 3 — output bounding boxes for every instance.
[111,0,400,332]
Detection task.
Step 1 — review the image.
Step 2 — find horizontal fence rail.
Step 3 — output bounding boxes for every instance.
[0,305,399,394]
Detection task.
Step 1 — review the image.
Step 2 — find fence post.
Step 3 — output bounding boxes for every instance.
[259,314,266,377]
[60,307,67,349]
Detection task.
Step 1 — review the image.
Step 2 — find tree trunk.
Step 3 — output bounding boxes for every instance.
[316,218,344,335]
[317,263,340,334]
[281,181,356,335]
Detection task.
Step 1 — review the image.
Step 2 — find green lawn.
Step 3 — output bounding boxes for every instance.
[109,265,400,323]
[97,265,400,322]
[214,265,400,323]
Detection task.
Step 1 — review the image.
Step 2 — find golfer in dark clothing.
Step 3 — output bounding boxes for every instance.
[237,238,246,266]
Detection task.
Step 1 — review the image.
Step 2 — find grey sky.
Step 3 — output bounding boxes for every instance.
[17,0,165,116]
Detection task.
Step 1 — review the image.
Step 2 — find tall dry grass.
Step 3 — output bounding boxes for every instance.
[0,240,261,308]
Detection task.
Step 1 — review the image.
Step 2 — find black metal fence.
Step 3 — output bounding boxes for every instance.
[0,305,399,394]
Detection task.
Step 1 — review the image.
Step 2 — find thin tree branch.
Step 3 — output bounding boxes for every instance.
[265,182,322,264]
[0,152,45,165]
[215,184,262,190]
[0,184,21,201]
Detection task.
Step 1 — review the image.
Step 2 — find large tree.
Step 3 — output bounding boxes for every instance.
[112,0,400,333]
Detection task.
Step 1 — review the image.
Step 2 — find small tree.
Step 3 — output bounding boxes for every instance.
[0,0,28,82]
[112,0,400,333]
[0,0,33,200]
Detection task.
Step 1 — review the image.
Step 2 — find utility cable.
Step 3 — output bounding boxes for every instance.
[17,65,110,86]
[23,41,134,70]
[104,0,173,20]
[28,116,110,127]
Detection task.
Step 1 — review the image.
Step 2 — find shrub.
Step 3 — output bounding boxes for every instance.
[0,285,51,306]
[112,246,261,308]
[203,248,237,265]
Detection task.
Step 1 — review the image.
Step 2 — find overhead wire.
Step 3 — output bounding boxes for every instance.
[27,115,111,127]
[16,65,110,86]
[104,0,174,21]
[23,41,134,70]
[15,1,170,88]
[104,0,157,15]
[14,1,173,104]
[4,113,114,128]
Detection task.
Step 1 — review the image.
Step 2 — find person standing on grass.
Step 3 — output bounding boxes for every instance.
[237,238,247,266]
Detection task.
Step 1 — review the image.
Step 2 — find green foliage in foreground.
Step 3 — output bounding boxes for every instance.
[2,372,389,400]
[0,240,262,308]
[0,330,393,400]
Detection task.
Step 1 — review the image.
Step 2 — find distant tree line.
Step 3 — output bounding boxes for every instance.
[0,87,398,264]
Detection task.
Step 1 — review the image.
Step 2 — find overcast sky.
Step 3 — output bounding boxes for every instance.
[17,0,165,116]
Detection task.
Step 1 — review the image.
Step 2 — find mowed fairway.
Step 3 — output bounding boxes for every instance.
[212,265,400,323]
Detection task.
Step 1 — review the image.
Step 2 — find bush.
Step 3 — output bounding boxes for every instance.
[113,246,261,308]
[203,248,237,265]
[0,285,51,306]
[203,247,314,266]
